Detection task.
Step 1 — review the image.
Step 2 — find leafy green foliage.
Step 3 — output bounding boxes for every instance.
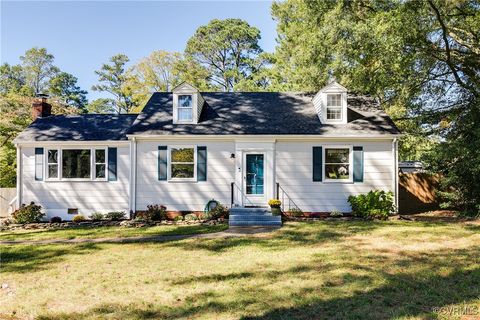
[89,212,104,221]
[137,204,167,221]
[12,202,44,224]
[287,207,303,217]
[20,47,59,95]
[184,213,198,221]
[49,216,62,223]
[48,72,88,111]
[92,54,136,113]
[72,214,86,223]
[206,203,229,220]
[86,98,116,114]
[185,18,262,92]
[105,211,126,221]
[348,190,395,220]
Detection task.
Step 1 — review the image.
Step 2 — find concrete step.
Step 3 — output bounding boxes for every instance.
[230,207,271,215]
[229,220,282,227]
[229,215,282,222]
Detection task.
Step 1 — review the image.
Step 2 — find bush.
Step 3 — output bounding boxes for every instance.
[287,207,303,217]
[49,216,62,223]
[206,202,229,219]
[174,215,184,222]
[268,199,282,208]
[143,204,167,221]
[12,202,44,224]
[72,214,86,223]
[89,212,104,221]
[330,209,343,217]
[348,190,395,220]
[184,213,198,221]
[105,211,126,221]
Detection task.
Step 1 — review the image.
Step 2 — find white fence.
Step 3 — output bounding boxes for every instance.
[0,188,16,217]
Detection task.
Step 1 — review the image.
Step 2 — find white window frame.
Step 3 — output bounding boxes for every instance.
[177,95,193,123]
[44,147,108,182]
[326,93,343,122]
[323,145,353,183]
[168,145,197,182]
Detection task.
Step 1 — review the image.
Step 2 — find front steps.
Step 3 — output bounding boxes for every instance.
[229,207,282,227]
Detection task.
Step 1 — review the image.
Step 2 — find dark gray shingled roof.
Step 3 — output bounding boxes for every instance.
[14,114,138,142]
[127,92,400,136]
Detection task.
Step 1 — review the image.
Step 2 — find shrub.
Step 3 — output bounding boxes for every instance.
[268,199,282,208]
[12,202,44,224]
[174,215,184,222]
[330,209,343,217]
[348,190,395,220]
[287,207,303,217]
[105,211,126,221]
[184,213,198,221]
[207,203,229,219]
[144,204,167,221]
[72,214,86,223]
[90,212,104,221]
[49,216,62,223]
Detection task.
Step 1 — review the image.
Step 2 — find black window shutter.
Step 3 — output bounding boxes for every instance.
[353,146,364,182]
[108,147,117,181]
[35,147,44,181]
[197,146,207,181]
[158,146,168,181]
[313,146,323,181]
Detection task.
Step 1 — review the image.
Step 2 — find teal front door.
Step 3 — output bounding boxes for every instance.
[244,153,265,205]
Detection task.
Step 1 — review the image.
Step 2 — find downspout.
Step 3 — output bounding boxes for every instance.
[16,145,22,209]
[392,138,399,213]
[129,137,137,217]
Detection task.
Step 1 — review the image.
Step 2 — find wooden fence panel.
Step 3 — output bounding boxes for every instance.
[0,188,16,217]
[398,173,440,214]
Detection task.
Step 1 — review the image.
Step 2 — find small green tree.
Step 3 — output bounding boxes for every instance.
[49,72,88,111]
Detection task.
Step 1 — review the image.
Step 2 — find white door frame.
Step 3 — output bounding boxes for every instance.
[242,151,267,206]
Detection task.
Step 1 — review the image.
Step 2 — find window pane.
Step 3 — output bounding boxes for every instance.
[178,95,192,108]
[95,149,105,163]
[325,148,349,163]
[178,108,193,121]
[171,148,194,162]
[327,94,342,106]
[48,150,58,163]
[325,164,350,179]
[48,164,58,178]
[62,149,91,179]
[171,164,194,178]
[327,108,342,120]
[96,164,106,178]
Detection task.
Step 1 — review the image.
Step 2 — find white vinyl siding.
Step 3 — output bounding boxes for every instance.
[136,140,234,211]
[20,145,130,220]
[275,140,393,212]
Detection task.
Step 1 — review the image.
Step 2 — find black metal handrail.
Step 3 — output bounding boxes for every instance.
[276,182,301,212]
[230,181,255,207]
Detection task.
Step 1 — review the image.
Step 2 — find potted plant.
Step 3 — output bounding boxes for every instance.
[268,199,282,216]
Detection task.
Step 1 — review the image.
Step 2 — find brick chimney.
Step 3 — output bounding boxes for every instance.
[32,94,52,120]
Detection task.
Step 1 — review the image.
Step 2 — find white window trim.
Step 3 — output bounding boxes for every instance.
[325,93,343,122]
[167,145,197,182]
[323,145,353,183]
[175,94,194,123]
[44,147,108,182]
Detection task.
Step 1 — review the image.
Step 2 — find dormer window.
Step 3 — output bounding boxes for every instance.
[326,94,342,121]
[178,95,193,122]
[172,82,204,124]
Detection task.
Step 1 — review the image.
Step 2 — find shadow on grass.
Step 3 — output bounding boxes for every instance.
[37,262,480,320]
[1,243,101,273]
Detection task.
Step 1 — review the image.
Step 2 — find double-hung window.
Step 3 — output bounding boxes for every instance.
[169,147,195,180]
[177,95,193,122]
[325,147,351,181]
[326,94,342,121]
[95,149,106,179]
[47,149,59,179]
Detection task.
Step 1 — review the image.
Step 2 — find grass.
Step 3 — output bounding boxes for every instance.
[0,223,228,241]
[1,220,480,319]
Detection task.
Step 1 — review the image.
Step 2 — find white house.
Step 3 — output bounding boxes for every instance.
[13,81,400,225]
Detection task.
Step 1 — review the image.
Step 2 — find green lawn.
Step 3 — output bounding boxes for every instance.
[1,220,480,319]
[0,224,228,241]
